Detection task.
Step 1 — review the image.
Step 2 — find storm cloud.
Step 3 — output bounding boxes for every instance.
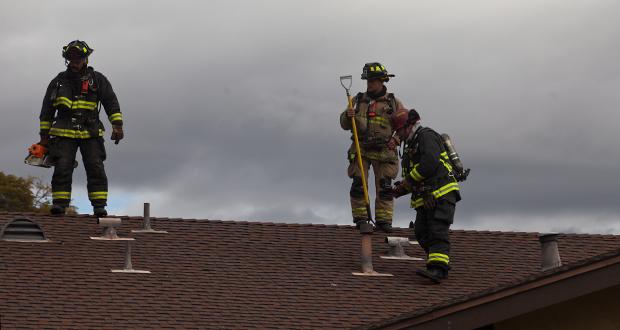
[1,0,619,233]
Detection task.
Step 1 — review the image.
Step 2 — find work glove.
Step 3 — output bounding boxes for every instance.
[387,136,399,150]
[423,193,437,211]
[391,181,408,199]
[38,133,50,147]
[346,107,356,118]
[111,125,124,144]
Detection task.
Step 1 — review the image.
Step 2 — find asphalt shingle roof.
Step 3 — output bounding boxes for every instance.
[1,212,619,329]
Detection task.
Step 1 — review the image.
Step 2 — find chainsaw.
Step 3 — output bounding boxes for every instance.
[24,143,77,168]
[24,144,52,168]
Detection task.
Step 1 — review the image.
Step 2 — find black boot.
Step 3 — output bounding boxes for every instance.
[375,220,393,233]
[93,207,107,217]
[416,265,448,284]
[353,218,369,229]
[50,205,66,216]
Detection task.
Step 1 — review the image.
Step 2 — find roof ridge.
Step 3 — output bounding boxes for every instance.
[1,212,619,237]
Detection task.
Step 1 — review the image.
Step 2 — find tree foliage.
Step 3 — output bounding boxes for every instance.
[0,172,37,211]
[0,171,58,213]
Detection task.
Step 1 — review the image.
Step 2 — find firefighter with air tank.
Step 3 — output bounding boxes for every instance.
[391,108,469,283]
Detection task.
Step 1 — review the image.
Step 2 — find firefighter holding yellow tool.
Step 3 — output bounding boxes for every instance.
[340,63,405,233]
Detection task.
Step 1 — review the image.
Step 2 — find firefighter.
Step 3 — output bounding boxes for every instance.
[391,109,461,283]
[340,62,405,233]
[38,40,123,217]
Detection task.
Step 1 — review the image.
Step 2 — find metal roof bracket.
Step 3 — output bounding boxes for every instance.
[381,237,423,261]
[90,217,134,241]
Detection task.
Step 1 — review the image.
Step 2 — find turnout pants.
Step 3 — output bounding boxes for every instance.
[414,199,456,269]
[49,137,108,208]
[348,157,398,223]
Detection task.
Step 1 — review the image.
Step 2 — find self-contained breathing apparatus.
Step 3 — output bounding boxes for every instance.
[440,133,470,182]
[391,108,470,204]
[403,109,470,183]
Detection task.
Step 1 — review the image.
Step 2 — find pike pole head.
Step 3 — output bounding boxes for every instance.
[340,75,352,92]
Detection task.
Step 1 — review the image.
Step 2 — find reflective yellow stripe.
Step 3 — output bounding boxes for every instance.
[40,121,51,129]
[431,182,459,198]
[410,164,425,182]
[428,252,450,265]
[440,158,453,173]
[368,117,390,125]
[410,182,460,208]
[375,209,393,220]
[88,191,108,199]
[109,113,123,122]
[53,97,73,108]
[52,191,71,199]
[74,100,97,110]
[49,127,104,139]
[370,66,376,72]
[53,97,97,110]
[352,207,367,217]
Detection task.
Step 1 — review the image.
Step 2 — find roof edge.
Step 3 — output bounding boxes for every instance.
[368,249,620,330]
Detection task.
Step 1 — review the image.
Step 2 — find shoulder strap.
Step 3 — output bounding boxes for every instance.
[413,127,431,145]
[85,67,102,116]
[418,127,447,154]
[354,92,365,112]
[387,93,396,110]
[50,72,65,101]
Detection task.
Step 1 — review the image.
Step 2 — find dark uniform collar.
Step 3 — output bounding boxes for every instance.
[366,85,387,100]
[64,66,92,80]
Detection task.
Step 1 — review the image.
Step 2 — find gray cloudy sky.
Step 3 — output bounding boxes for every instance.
[2,0,619,234]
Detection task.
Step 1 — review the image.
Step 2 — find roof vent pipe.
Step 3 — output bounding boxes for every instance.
[132,203,167,234]
[352,222,392,277]
[142,202,152,230]
[111,241,150,273]
[539,233,562,271]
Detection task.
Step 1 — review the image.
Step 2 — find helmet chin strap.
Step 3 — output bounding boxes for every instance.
[406,121,421,142]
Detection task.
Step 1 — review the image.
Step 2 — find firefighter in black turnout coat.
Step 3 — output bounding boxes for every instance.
[391,109,461,283]
[38,40,123,217]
